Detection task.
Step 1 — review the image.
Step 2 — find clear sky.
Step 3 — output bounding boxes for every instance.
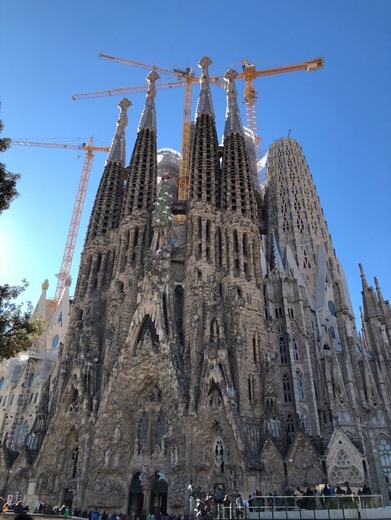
[0,0,390,322]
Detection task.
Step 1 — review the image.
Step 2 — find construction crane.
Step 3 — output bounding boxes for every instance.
[239,57,324,152]
[73,54,323,196]
[74,54,223,203]
[11,138,109,302]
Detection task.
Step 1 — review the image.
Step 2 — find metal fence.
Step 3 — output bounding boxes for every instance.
[209,495,385,520]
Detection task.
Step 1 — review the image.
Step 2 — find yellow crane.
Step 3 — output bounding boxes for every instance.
[239,57,324,151]
[98,54,200,201]
[72,55,323,197]
[73,54,224,203]
[11,138,109,302]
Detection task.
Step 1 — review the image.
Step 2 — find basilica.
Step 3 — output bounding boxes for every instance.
[0,57,390,514]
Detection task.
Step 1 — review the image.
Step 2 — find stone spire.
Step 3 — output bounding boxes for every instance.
[106,98,132,167]
[220,69,257,222]
[122,71,159,218]
[138,70,159,133]
[224,69,244,136]
[188,56,220,206]
[195,56,215,119]
[374,277,385,303]
[359,263,369,290]
[359,263,381,320]
[84,100,131,242]
[265,137,336,299]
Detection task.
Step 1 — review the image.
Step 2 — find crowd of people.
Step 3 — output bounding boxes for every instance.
[0,483,376,520]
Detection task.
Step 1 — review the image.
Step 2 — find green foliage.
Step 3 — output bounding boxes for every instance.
[0,119,20,214]
[0,281,44,361]
[152,180,172,229]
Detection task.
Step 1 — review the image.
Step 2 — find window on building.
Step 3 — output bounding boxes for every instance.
[286,413,295,445]
[378,437,391,488]
[283,373,292,402]
[328,300,336,317]
[303,248,311,268]
[248,375,255,404]
[279,336,288,364]
[292,337,299,362]
[296,370,304,399]
[0,377,4,390]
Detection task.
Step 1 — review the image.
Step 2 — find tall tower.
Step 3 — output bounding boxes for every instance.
[262,137,383,494]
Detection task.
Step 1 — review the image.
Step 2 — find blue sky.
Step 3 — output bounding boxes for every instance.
[0,0,390,322]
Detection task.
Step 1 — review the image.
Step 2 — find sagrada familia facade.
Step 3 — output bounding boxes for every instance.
[1,57,390,513]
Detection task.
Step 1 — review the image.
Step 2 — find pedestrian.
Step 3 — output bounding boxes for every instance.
[14,501,25,513]
[235,494,243,519]
[14,514,34,520]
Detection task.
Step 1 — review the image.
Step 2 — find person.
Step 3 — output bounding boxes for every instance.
[65,506,71,518]
[294,487,302,508]
[92,509,100,520]
[223,494,231,516]
[235,494,243,519]
[14,501,25,513]
[15,515,34,520]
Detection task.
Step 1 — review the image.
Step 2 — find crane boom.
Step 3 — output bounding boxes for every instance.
[72,79,185,101]
[240,57,324,152]
[99,53,180,78]
[11,139,109,153]
[11,138,109,302]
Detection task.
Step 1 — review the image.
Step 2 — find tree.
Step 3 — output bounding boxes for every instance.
[0,121,43,360]
[0,281,44,361]
[0,119,20,214]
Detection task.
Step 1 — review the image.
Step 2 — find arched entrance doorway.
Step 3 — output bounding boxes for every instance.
[128,473,144,516]
[150,472,168,515]
[63,488,73,508]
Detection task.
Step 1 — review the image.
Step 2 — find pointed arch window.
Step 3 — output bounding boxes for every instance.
[248,374,256,404]
[283,373,292,402]
[303,248,311,268]
[299,408,309,433]
[292,337,299,362]
[206,220,211,261]
[215,227,223,268]
[279,336,288,364]
[253,336,258,363]
[296,369,304,399]
[286,413,295,445]
[379,437,391,467]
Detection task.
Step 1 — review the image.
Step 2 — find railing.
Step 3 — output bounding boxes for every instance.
[209,495,385,520]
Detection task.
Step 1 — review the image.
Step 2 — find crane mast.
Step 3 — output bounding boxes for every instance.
[11,138,109,302]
